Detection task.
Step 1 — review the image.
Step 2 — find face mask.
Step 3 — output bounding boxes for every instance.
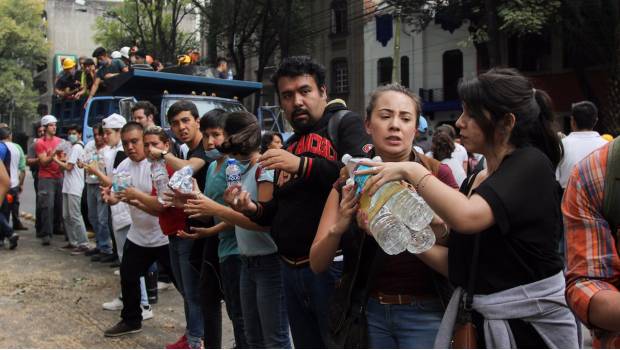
[204,148,223,160]
[68,134,78,144]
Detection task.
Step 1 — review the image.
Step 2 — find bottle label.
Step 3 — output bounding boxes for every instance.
[226,173,241,184]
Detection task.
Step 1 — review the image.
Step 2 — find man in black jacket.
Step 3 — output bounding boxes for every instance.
[237,56,370,348]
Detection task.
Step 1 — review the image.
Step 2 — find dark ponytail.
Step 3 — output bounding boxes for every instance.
[458,67,563,167]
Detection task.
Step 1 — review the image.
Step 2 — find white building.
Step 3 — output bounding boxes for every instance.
[363,3,477,128]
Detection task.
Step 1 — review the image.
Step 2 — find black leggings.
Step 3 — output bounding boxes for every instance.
[195,236,223,348]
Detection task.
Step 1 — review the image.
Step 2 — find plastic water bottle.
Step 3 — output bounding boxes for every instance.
[169,165,194,193]
[227,69,234,80]
[112,172,132,193]
[342,154,436,255]
[150,159,169,204]
[226,159,241,188]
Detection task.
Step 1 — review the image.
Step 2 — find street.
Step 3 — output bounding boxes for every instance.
[0,172,234,348]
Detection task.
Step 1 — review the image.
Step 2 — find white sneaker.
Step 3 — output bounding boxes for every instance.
[102,297,123,311]
[157,281,171,291]
[141,304,153,320]
[113,269,120,276]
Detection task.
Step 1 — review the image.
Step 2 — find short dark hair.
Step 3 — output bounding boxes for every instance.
[135,50,147,59]
[93,123,103,135]
[571,101,598,130]
[121,121,144,135]
[132,101,158,118]
[166,100,199,123]
[83,58,95,66]
[92,47,107,58]
[66,124,82,134]
[431,132,455,161]
[200,108,226,132]
[436,124,457,139]
[0,127,11,140]
[261,132,283,153]
[216,57,227,66]
[218,111,261,155]
[271,56,326,94]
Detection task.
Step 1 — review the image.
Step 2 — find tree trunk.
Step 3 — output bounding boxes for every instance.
[602,22,620,134]
[484,0,501,67]
[279,0,292,58]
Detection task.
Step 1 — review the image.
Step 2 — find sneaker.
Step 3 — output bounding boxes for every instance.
[71,245,90,255]
[84,248,100,256]
[8,234,18,250]
[113,269,120,276]
[166,335,188,349]
[141,304,153,320]
[109,260,121,268]
[102,297,123,311]
[99,253,116,263]
[91,254,102,262]
[41,237,51,246]
[13,223,27,231]
[103,321,141,337]
[157,281,172,291]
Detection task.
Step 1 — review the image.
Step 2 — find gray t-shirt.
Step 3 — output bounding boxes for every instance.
[235,163,278,256]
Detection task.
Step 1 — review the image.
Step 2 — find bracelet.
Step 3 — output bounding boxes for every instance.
[414,173,432,192]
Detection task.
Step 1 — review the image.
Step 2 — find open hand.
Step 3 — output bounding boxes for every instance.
[223,184,256,216]
[185,194,219,218]
[354,160,422,197]
[259,149,300,173]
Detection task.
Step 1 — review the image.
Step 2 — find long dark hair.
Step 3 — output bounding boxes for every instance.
[218,111,261,155]
[458,68,563,167]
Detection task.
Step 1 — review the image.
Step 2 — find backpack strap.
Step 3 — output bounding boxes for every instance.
[327,110,351,154]
[603,138,620,241]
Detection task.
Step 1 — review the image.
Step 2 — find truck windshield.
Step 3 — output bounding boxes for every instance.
[87,99,121,127]
[160,98,245,127]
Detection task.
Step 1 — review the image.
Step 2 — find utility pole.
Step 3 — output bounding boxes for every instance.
[392,6,401,83]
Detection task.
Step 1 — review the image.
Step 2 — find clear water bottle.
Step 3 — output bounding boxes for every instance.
[227,69,234,80]
[342,154,436,255]
[226,159,241,188]
[369,206,410,255]
[150,159,169,204]
[112,172,132,193]
[168,165,194,193]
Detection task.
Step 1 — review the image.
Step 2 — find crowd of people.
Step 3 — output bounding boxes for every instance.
[53,45,232,102]
[5,55,620,349]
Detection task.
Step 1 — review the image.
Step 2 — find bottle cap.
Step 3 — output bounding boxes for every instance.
[227,158,236,165]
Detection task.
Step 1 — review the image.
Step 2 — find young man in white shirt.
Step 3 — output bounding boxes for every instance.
[556,101,609,189]
[103,122,173,337]
[53,125,89,250]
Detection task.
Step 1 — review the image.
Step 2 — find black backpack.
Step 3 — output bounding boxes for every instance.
[603,137,620,245]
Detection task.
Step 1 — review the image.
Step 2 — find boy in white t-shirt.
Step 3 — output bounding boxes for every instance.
[102,122,173,338]
[53,125,89,250]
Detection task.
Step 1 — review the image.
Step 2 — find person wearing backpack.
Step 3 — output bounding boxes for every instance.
[563,136,620,348]
[53,124,89,251]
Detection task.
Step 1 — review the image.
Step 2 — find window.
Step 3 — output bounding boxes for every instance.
[332,59,349,94]
[401,56,410,87]
[377,57,393,86]
[331,0,348,35]
[443,50,463,101]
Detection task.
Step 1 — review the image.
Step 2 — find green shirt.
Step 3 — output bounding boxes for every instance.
[205,159,239,261]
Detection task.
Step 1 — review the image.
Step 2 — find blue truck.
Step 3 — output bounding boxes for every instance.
[51,68,263,143]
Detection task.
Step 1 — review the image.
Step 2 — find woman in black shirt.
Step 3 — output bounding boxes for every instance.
[357,68,578,348]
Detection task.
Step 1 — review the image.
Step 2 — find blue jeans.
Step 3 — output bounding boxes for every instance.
[281,261,342,348]
[86,183,112,253]
[240,253,290,349]
[366,296,443,349]
[168,236,204,347]
[37,178,62,238]
[221,255,248,348]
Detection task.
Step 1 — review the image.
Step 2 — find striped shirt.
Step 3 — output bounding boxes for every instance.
[563,141,620,348]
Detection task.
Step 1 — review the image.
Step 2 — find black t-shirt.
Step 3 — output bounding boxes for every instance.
[448,147,564,294]
[185,139,210,192]
[55,70,82,91]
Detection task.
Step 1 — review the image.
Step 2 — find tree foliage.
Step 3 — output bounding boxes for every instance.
[0,0,48,127]
[93,0,198,64]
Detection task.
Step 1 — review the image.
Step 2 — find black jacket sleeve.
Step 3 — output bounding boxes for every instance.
[296,112,370,189]
[249,197,278,226]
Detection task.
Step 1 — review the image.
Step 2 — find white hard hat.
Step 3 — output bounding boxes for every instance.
[41,115,58,126]
[119,47,131,59]
[111,51,122,59]
[102,113,127,129]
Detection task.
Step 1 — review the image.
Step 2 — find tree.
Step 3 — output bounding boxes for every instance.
[93,0,198,64]
[388,0,561,66]
[561,0,620,134]
[0,0,48,128]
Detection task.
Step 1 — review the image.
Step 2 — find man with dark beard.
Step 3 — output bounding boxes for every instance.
[230,56,370,348]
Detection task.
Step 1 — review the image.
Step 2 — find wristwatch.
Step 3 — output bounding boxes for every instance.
[160,150,168,159]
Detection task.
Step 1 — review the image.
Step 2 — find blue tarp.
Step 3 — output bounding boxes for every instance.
[422,99,462,113]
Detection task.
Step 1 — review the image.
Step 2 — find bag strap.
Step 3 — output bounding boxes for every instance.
[603,138,620,242]
[327,110,351,154]
[464,172,481,310]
